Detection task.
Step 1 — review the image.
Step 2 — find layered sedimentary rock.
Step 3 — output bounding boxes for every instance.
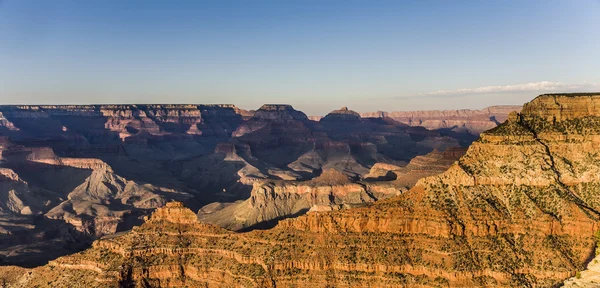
[0,104,244,138]
[200,149,465,231]
[361,105,521,134]
[4,94,600,287]
[0,139,191,266]
[232,104,310,137]
[252,104,309,121]
[365,147,466,188]
[228,104,465,181]
[0,103,468,199]
[199,169,379,231]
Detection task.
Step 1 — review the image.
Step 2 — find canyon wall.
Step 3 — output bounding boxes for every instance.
[361,105,522,134]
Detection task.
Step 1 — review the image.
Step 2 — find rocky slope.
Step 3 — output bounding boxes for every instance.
[361,105,521,134]
[3,94,595,287]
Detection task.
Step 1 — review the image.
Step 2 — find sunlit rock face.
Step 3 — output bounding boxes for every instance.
[7,94,600,287]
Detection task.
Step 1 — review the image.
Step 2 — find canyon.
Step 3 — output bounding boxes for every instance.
[0,104,506,267]
[0,94,596,287]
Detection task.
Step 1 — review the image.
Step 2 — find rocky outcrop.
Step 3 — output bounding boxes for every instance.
[361,105,521,134]
[520,93,600,122]
[147,201,205,224]
[0,112,18,131]
[278,93,600,285]
[42,162,192,237]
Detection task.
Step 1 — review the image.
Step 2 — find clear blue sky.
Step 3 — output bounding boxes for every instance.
[1,0,599,115]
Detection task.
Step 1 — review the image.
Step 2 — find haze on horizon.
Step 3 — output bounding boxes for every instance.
[1,0,599,116]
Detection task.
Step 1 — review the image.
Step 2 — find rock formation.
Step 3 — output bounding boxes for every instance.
[0,139,192,266]
[199,149,465,231]
[2,94,599,287]
[198,169,377,231]
[365,147,466,187]
[361,105,521,134]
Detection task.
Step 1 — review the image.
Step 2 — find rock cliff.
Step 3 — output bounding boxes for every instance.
[0,104,244,138]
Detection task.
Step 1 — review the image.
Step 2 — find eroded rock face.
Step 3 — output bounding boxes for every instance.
[0,139,192,266]
[521,93,600,122]
[365,147,466,188]
[6,94,600,287]
[0,104,244,141]
[361,105,522,134]
[199,149,465,231]
[147,201,200,224]
[198,169,380,231]
[278,93,600,285]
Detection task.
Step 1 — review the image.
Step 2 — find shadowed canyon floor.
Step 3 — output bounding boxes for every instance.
[0,94,598,287]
